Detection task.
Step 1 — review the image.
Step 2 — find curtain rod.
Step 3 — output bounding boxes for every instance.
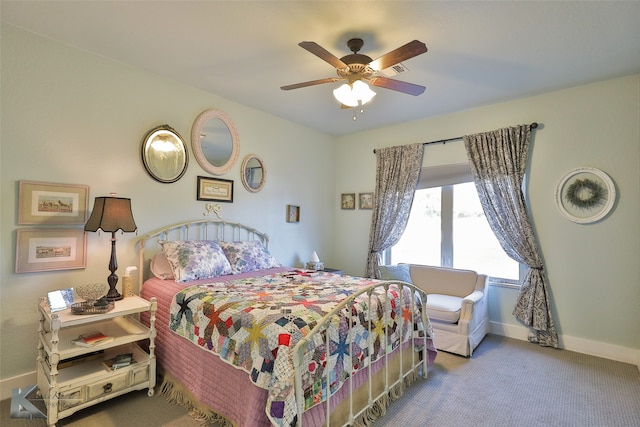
[373,122,538,153]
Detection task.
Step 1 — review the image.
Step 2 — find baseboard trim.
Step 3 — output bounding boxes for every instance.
[490,321,640,369]
[1,371,36,401]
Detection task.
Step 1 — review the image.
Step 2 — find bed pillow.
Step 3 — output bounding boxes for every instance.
[379,264,413,283]
[218,240,281,274]
[159,240,232,283]
[150,252,175,280]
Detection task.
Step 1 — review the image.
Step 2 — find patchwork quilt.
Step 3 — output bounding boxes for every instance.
[169,269,431,427]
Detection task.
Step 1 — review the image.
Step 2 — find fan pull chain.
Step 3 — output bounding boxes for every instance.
[353,102,366,121]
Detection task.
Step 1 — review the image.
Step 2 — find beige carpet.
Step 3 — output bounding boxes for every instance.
[372,334,640,427]
[3,334,639,426]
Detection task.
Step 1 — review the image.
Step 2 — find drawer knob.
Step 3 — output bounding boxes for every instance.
[103,383,113,393]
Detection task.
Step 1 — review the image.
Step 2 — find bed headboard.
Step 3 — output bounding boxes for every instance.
[137,219,270,286]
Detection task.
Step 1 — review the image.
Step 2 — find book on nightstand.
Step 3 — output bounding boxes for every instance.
[71,331,114,347]
[103,353,134,371]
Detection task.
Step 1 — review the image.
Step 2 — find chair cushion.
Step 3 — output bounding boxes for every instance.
[379,264,413,283]
[426,294,463,323]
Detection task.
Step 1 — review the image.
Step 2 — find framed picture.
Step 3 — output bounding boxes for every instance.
[197,176,234,202]
[555,167,616,224]
[286,205,300,223]
[16,228,87,273]
[359,192,373,209]
[18,181,89,225]
[341,193,355,210]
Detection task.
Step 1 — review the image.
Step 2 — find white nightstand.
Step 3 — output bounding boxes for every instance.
[36,295,157,427]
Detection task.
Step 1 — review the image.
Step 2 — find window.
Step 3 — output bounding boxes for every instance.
[390,170,522,284]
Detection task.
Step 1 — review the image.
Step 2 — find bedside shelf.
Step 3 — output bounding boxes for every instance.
[39,316,149,358]
[37,295,157,427]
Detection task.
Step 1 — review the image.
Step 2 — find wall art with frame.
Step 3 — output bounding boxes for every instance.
[15,228,87,273]
[341,193,355,210]
[197,176,234,202]
[359,192,373,209]
[286,205,300,223]
[555,167,616,224]
[18,180,89,225]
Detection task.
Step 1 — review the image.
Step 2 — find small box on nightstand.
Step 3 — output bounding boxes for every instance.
[305,261,324,271]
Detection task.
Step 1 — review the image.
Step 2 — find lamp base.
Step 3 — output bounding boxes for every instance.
[105,287,123,302]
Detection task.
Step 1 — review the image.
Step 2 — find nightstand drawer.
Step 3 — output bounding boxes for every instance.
[58,386,83,411]
[86,373,128,400]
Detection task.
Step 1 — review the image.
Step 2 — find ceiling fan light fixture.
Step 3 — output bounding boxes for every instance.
[352,80,376,104]
[333,83,358,107]
[333,80,376,107]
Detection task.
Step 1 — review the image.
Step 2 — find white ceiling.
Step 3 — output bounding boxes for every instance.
[3,1,640,136]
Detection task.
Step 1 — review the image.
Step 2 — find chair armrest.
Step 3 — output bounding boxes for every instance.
[459,274,488,325]
[460,289,488,328]
[463,289,485,304]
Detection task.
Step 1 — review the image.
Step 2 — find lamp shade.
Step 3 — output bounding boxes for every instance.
[85,196,137,233]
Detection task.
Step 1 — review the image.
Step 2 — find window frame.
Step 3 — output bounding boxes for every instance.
[388,164,525,287]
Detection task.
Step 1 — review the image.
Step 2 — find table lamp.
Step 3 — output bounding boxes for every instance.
[84,195,137,301]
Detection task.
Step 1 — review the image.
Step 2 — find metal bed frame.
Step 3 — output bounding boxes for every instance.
[137,219,428,426]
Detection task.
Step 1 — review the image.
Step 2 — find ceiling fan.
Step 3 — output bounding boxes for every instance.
[281,38,428,110]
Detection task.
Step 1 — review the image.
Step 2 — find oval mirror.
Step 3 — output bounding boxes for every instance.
[191,109,240,175]
[241,154,266,192]
[141,124,188,183]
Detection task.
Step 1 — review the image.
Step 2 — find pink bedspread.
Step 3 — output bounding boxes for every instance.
[141,268,436,426]
[141,268,288,426]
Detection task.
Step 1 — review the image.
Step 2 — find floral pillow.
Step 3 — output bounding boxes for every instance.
[218,240,281,274]
[159,240,232,283]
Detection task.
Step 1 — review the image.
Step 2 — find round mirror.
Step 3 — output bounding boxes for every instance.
[141,124,188,183]
[191,109,240,175]
[241,154,266,192]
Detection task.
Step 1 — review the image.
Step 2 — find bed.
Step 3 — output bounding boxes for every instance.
[137,219,436,426]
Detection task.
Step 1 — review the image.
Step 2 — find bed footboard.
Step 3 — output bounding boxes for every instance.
[293,281,429,427]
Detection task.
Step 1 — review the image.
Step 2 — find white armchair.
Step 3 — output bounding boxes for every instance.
[380,264,489,357]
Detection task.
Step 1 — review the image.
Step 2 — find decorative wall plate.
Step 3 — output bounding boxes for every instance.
[555,167,615,224]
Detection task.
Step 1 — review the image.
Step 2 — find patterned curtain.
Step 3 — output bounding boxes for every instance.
[365,143,423,278]
[464,124,558,348]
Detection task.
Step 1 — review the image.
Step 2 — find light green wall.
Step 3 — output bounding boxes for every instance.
[334,74,640,352]
[2,23,639,385]
[0,24,335,380]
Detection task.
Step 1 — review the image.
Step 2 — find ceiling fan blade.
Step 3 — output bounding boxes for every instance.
[299,41,348,69]
[370,77,426,96]
[280,77,340,91]
[369,40,428,71]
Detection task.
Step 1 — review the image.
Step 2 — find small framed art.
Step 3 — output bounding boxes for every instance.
[359,192,373,209]
[341,193,355,210]
[18,181,89,225]
[286,205,300,223]
[16,228,87,273]
[197,176,234,202]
